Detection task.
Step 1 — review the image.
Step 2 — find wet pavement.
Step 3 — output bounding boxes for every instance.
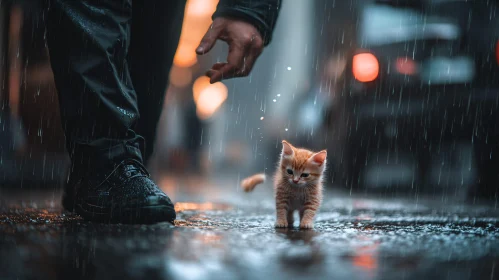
[0,177,498,280]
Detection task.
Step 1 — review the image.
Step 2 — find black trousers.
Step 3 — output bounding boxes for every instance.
[46,0,185,169]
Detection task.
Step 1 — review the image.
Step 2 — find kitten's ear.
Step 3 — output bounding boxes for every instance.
[310,150,327,167]
[282,140,294,157]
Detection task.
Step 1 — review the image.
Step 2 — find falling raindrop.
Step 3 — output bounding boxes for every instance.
[285,128,288,131]
[260,117,264,120]
[287,67,292,70]
[273,99,277,102]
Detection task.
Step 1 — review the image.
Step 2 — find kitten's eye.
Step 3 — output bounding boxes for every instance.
[286,169,293,175]
[301,173,309,178]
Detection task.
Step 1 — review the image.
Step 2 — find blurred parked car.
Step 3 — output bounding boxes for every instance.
[328,0,499,199]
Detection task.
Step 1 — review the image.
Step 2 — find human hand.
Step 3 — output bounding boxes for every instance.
[196,17,264,84]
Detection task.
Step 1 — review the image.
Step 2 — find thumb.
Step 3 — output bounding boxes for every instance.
[196,25,222,55]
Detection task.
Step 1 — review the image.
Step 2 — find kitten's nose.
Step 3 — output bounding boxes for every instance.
[293,178,299,183]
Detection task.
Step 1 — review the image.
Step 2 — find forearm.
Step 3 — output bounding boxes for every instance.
[213,0,281,46]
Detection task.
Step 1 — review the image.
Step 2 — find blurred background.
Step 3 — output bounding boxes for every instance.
[0,0,498,202]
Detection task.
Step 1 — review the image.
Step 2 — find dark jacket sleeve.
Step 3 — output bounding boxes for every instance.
[212,0,282,46]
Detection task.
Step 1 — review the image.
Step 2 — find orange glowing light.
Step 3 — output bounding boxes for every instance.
[395,57,417,75]
[186,0,218,17]
[192,77,228,120]
[174,202,232,212]
[496,40,499,65]
[352,244,379,273]
[352,53,379,82]
[195,233,223,244]
[353,253,377,271]
[192,76,211,102]
[196,88,227,119]
[169,65,193,88]
[173,44,198,67]
[8,6,23,116]
[173,0,219,68]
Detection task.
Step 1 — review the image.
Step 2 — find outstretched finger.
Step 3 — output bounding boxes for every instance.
[196,24,223,55]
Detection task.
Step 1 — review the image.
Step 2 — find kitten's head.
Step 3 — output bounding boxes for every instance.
[279,140,327,187]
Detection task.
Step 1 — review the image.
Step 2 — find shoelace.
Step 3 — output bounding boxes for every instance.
[123,159,150,179]
[94,159,150,189]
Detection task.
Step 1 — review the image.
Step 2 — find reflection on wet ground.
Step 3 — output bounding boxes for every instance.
[0,177,498,280]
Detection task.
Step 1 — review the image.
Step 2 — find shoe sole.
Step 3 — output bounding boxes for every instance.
[75,203,176,225]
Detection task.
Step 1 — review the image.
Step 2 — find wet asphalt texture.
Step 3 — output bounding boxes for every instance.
[0,177,498,280]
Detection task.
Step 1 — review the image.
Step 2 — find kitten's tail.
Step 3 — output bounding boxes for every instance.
[240,173,266,192]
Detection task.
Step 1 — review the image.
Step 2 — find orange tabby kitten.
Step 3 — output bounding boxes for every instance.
[241,140,327,229]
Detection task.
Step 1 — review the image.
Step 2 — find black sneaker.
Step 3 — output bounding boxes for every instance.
[63,159,176,224]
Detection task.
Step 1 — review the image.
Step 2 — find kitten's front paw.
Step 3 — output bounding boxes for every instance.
[275,220,288,228]
[299,222,314,229]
